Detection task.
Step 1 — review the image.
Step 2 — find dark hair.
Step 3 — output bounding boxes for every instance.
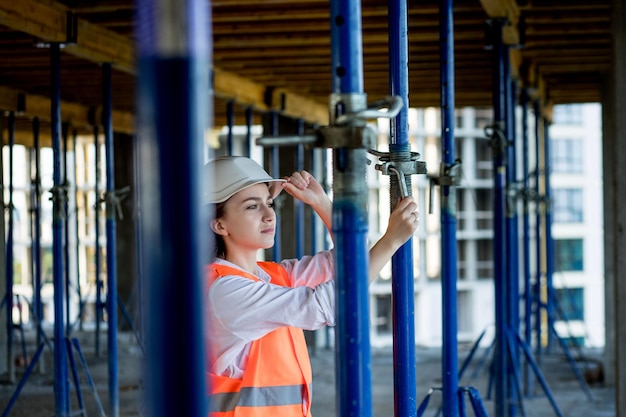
[211,201,227,260]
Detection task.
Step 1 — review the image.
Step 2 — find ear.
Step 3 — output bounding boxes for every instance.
[210,218,228,236]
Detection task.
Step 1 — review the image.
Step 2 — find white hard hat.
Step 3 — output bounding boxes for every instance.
[204,156,285,204]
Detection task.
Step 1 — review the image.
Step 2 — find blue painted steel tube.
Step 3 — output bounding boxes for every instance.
[520,89,533,394]
[505,71,519,417]
[32,117,44,349]
[73,129,83,330]
[388,1,417,416]
[62,123,71,333]
[50,42,70,417]
[330,1,371,416]
[489,19,509,417]
[296,120,305,259]
[245,106,253,157]
[439,1,458,416]
[533,100,542,362]
[268,111,281,261]
[226,100,234,155]
[94,125,102,357]
[6,111,15,384]
[543,119,555,351]
[102,62,120,417]
[135,0,210,415]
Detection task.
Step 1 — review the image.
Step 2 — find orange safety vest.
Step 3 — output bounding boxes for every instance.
[206,262,313,417]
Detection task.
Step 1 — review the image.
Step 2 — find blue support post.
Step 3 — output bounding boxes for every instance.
[268,111,281,261]
[439,1,458,415]
[388,1,417,416]
[62,123,71,334]
[5,111,15,384]
[73,129,83,331]
[50,42,70,417]
[520,89,534,395]
[488,18,509,417]
[329,1,372,416]
[102,62,120,417]
[296,120,305,259]
[533,100,542,362]
[505,71,520,417]
[543,118,555,351]
[245,107,253,157]
[226,100,234,155]
[32,117,44,356]
[94,125,102,357]
[135,0,210,415]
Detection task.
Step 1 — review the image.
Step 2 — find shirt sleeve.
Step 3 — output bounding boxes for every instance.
[208,272,336,344]
[280,249,335,288]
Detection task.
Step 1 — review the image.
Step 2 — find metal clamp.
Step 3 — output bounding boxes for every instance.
[256,93,403,151]
[102,186,131,220]
[484,123,510,155]
[332,94,403,125]
[368,149,427,198]
[49,183,69,220]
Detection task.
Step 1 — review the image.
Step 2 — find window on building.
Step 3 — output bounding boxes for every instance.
[553,188,583,223]
[555,239,584,272]
[552,104,583,125]
[550,138,583,173]
[476,238,493,279]
[555,287,584,321]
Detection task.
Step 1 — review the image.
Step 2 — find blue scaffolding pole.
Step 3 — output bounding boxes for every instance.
[543,119,555,352]
[94,124,102,357]
[268,110,281,262]
[520,88,534,395]
[439,0,459,415]
[50,42,70,417]
[135,0,210,415]
[488,18,510,417]
[31,117,45,362]
[102,62,120,417]
[388,1,417,416]
[532,100,543,363]
[5,111,15,384]
[505,72,521,417]
[329,1,372,415]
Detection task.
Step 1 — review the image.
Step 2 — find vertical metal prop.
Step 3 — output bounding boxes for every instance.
[102,62,120,417]
[6,111,15,384]
[135,0,210,415]
[94,125,102,357]
[329,1,372,416]
[439,1,459,415]
[62,123,71,333]
[268,111,281,261]
[73,129,83,331]
[388,0,417,416]
[505,74,519,417]
[32,117,44,361]
[226,100,234,155]
[296,119,305,258]
[488,19,509,417]
[533,100,542,362]
[245,107,253,157]
[543,118,555,351]
[51,42,70,417]
[520,89,534,394]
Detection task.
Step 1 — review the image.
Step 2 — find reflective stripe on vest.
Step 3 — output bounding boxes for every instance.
[208,383,311,413]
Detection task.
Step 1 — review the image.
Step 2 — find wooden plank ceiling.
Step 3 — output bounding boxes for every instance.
[0,0,613,146]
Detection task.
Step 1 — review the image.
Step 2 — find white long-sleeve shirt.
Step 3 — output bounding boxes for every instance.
[206,251,336,378]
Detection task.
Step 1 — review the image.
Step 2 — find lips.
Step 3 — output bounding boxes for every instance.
[261,227,275,234]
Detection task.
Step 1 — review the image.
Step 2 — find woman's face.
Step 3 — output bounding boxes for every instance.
[213,183,277,253]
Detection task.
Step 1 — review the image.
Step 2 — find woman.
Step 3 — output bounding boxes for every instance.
[204,155,419,416]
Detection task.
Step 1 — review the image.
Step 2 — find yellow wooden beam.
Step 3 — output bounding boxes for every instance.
[480,0,520,45]
[0,0,329,127]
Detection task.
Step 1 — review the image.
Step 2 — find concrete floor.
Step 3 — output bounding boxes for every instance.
[0,329,615,416]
